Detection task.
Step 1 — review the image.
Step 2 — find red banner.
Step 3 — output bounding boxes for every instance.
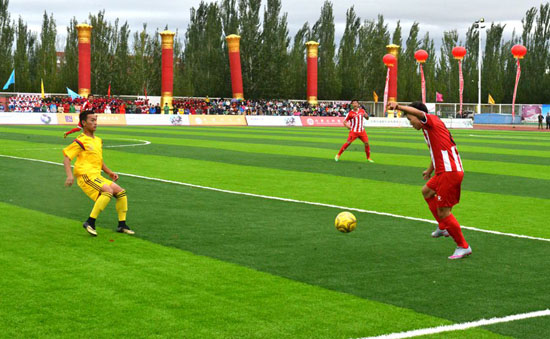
[458,60,464,115]
[420,64,426,104]
[512,59,521,119]
[300,116,345,127]
[383,67,390,114]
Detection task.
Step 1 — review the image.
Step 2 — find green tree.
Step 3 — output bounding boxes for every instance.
[462,24,479,104]
[0,0,13,91]
[111,20,131,96]
[435,30,459,103]
[89,10,114,95]
[238,0,262,98]
[482,23,506,103]
[287,23,309,99]
[36,12,58,93]
[257,0,290,98]
[60,18,78,92]
[13,17,31,92]
[419,32,436,102]
[312,0,340,99]
[399,22,420,101]
[338,6,361,99]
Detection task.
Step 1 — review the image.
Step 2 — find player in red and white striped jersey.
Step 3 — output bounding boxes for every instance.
[335,100,373,162]
[64,94,94,138]
[387,101,471,260]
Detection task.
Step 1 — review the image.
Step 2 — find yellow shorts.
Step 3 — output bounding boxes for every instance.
[77,174,113,201]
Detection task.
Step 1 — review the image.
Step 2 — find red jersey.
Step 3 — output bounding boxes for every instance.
[421,113,463,174]
[82,100,93,112]
[345,108,367,133]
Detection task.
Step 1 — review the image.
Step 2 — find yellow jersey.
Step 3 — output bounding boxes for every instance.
[63,134,103,177]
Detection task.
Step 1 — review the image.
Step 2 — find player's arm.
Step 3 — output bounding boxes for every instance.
[423,162,434,180]
[387,102,426,121]
[343,114,351,129]
[63,156,74,186]
[102,162,119,181]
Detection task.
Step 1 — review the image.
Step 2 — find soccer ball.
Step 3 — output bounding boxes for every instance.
[335,211,357,233]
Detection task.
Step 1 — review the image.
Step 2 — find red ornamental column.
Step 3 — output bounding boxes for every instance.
[76,24,93,98]
[386,44,400,117]
[306,41,319,105]
[160,30,175,112]
[226,34,244,100]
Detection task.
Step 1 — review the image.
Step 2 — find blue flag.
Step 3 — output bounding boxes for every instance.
[3,69,15,90]
[67,87,81,100]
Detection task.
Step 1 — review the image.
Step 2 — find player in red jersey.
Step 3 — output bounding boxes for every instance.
[335,100,373,162]
[64,94,94,138]
[387,101,471,259]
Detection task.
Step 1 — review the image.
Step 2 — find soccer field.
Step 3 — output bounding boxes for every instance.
[1,124,549,338]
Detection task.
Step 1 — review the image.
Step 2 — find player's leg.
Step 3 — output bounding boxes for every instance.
[359,133,373,162]
[77,175,111,236]
[436,172,471,259]
[422,183,449,238]
[84,184,113,235]
[110,182,134,235]
[336,133,356,161]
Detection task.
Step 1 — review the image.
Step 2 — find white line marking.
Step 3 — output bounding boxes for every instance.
[9,138,151,151]
[359,309,550,339]
[1,154,550,243]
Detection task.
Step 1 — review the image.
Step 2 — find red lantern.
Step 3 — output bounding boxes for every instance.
[414,49,429,63]
[383,54,396,67]
[452,46,467,60]
[511,44,527,59]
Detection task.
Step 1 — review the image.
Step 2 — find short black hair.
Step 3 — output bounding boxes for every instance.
[410,101,428,113]
[79,111,94,124]
[351,99,359,103]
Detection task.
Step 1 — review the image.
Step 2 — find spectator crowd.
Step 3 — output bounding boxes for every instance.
[2,94,364,117]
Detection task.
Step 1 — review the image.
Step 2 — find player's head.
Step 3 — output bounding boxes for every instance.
[87,94,93,100]
[404,101,428,130]
[79,111,97,132]
[351,99,359,110]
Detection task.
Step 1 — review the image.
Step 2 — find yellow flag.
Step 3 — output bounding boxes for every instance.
[488,94,495,105]
[41,79,45,99]
[373,91,379,103]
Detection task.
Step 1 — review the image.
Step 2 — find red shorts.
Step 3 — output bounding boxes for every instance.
[427,171,464,207]
[347,131,369,143]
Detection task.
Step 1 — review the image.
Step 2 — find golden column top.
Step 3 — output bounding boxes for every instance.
[160,30,175,49]
[386,44,400,58]
[306,41,319,58]
[76,24,93,44]
[226,34,241,53]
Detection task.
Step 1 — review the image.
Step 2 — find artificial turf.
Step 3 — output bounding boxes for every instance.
[1,125,549,338]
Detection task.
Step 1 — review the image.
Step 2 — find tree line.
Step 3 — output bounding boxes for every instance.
[1,0,549,103]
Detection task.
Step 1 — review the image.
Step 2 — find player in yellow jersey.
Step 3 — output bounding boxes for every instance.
[62,111,135,236]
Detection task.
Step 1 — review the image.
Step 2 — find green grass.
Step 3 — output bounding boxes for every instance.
[1,125,549,338]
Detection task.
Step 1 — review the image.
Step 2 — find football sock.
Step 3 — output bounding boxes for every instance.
[338,143,350,156]
[365,144,371,159]
[86,217,96,227]
[441,214,468,248]
[425,196,442,225]
[90,192,112,219]
[114,190,128,223]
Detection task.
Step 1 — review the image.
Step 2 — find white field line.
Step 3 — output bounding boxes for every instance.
[1,154,550,243]
[9,138,151,151]
[359,309,550,339]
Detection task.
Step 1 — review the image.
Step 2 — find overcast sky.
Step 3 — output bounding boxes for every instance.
[7,0,548,49]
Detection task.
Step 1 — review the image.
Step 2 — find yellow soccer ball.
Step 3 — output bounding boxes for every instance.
[335,211,357,233]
